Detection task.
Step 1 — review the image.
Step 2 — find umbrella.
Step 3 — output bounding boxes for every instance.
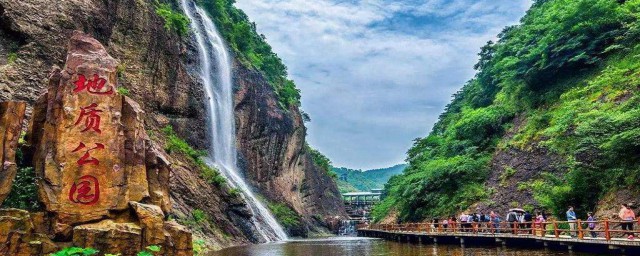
[509,208,526,213]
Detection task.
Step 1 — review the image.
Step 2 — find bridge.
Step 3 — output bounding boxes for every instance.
[342,189,383,220]
[357,219,640,254]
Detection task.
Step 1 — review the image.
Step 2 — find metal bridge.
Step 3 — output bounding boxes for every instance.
[342,189,384,220]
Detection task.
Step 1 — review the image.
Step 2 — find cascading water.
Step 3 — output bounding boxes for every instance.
[179,0,288,242]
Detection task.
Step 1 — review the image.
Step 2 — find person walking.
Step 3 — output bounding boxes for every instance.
[566,206,578,238]
[524,211,533,234]
[535,211,546,236]
[490,211,500,232]
[587,212,597,238]
[507,210,518,234]
[619,203,636,240]
[459,213,468,232]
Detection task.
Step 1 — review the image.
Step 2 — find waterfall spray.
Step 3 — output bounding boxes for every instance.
[180,0,288,242]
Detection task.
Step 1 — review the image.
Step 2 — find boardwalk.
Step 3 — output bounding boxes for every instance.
[357,220,640,254]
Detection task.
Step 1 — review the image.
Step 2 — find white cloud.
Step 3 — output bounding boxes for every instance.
[235,0,531,169]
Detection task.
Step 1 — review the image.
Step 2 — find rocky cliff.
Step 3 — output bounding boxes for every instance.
[234,62,346,236]
[0,0,345,251]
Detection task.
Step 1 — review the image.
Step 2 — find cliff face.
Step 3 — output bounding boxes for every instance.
[234,62,346,236]
[0,0,344,249]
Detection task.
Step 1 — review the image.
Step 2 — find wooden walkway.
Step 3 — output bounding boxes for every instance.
[357,221,640,254]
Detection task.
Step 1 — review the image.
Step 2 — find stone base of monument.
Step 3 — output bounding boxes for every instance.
[0,31,193,255]
[0,207,192,255]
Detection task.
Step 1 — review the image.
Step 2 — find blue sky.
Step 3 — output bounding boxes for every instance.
[235,0,532,169]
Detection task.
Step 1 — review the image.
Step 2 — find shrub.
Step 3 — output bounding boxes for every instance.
[6,52,17,64]
[116,87,130,96]
[192,209,208,224]
[155,3,189,36]
[1,166,39,210]
[192,239,206,256]
[305,144,334,179]
[267,202,301,229]
[162,125,225,186]
[51,247,99,256]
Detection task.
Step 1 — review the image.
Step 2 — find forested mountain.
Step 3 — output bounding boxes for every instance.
[373,0,640,223]
[332,164,406,193]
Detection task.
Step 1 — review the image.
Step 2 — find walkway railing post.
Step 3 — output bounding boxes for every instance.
[604,219,611,241]
[553,220,559,238]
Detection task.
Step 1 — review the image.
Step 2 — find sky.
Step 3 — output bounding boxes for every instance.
[235,0,533,170]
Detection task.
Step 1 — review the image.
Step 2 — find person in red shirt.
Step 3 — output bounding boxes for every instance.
[619,203,636,240]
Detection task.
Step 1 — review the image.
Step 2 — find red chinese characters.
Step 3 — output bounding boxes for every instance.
[74,103,103,133]
[73,74,113,95]
[69,175,100,205]
[72,142,105,166]
[69,73,114,205]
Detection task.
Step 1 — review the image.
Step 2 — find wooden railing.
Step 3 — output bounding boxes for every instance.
[359,218,640,241]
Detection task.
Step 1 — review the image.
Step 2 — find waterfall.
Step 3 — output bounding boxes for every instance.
[179,0,288,242]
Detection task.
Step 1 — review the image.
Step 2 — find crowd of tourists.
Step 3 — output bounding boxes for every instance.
[429,204,638,240]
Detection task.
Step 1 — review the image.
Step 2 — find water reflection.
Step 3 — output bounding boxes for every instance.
[211,237,590,256]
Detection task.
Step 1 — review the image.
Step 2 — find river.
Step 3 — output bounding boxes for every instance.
[210,237,594,256]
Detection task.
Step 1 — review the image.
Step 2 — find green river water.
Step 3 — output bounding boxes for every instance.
[210,237,595,256]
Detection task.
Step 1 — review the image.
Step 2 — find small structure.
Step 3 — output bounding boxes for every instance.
[342,189,384,221]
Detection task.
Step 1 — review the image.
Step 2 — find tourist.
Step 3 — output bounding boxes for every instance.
[541,210,549,232]
[517,212,525,231]
[432,218,440,232]
[524,211,533,234]
[468,213,476,232]
[459,213,469,232]
[507,210,518,234]
[479,212,489,232]
[490,211,501,232]
[442,218,449,231]
[587,212,597,238]
[566,206,577,238]
[535,211,545,236]
[619,203,636,240]
[449,216,457,232]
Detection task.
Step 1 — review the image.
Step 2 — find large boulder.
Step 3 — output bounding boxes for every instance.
[31,31,149,225]
[0,102,27,204]
[72,220,142,255]
[8,31,194,255]
[0,209,57,255]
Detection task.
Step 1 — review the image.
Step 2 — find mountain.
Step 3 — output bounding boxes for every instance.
[332,164,406,193]
[374,0,640,223]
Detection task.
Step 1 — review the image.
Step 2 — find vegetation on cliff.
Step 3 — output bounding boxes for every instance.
[267,202,301,230]
[331,164,406,193]
[156,2,190,36]
[306,144,338,179]
[195,0,301,109]
[373,0,640,222]
[162,125,226,186]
